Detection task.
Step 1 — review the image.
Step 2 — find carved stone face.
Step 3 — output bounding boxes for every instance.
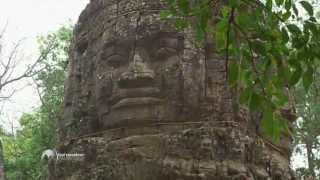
[95,31,204,129]
[61,1,208,136]
[58,2,294,180]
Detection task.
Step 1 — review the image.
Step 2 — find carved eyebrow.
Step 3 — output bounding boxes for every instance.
[101,43,129,58]
[102,38,134,49]
[102,43,113,50]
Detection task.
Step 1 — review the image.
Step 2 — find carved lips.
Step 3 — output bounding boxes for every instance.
[109,87,163,109]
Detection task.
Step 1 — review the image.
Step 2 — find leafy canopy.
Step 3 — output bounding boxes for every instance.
[161,0,320,140]
[293,69,320,178]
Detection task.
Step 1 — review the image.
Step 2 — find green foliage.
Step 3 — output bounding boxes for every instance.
[2,25,72,180]
[300,1,314,16]
[162,0,320,140]
[293,69,320,178]
[3,114,52,179]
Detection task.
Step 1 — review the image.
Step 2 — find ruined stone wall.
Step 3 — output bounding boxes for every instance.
[54,0,296,179]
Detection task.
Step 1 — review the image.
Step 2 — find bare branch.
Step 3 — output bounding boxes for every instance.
[0,39,23,82]
[0,38,56,92]
[0,25,56,103]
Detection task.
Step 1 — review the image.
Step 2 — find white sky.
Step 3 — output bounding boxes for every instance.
[0,0,89,132]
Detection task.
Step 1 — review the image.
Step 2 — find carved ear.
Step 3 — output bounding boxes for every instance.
[76,38,88,55]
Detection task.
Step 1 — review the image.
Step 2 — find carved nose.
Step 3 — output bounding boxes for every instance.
[118,53,155,88]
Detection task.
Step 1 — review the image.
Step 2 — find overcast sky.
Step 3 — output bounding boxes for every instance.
[0,0,88,44]
[0,0,89,131]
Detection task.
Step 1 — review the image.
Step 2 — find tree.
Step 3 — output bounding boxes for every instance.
[293,68,320,179]
[161,0,320,140]
[162,1,320,178]
[0,24,56,102]
[2,25,72,180]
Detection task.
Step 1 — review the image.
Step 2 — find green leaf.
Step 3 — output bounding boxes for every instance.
[166,0,176,4]
[261,109,275,136]
[287,24,301,34]
[275,0,284,6]
[285,0,292,11]
[292,37,305,49]
[261,110,282,141]
[300,1,313,16]
[266,0,273,11]
[309,16,317,22]
[160,10,172,19]
[177,0,190,14]
[274,91,289,106]
[196,24,205,41]
[175,19,189,30]
[215,19,227,50]
[278,64,291,84]
[235,12,256,28]
[282,11,292,21]
[199,13,210,32]
[229,0,240,7]
[281,27,289,43]
[228,62,239,85]
[289,66,302,87]
[221,6,231,18]
[303,66,314,91]
[252,40,266,55]
[240,69,254,85]
[293,4,299,16]
[240,88,252,104]
[249,93,262,111]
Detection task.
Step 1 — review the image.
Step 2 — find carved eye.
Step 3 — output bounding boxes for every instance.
[106,55,126,68]
[154,47,177,60]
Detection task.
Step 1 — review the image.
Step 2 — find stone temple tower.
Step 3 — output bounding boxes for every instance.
[54,0,296,179]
